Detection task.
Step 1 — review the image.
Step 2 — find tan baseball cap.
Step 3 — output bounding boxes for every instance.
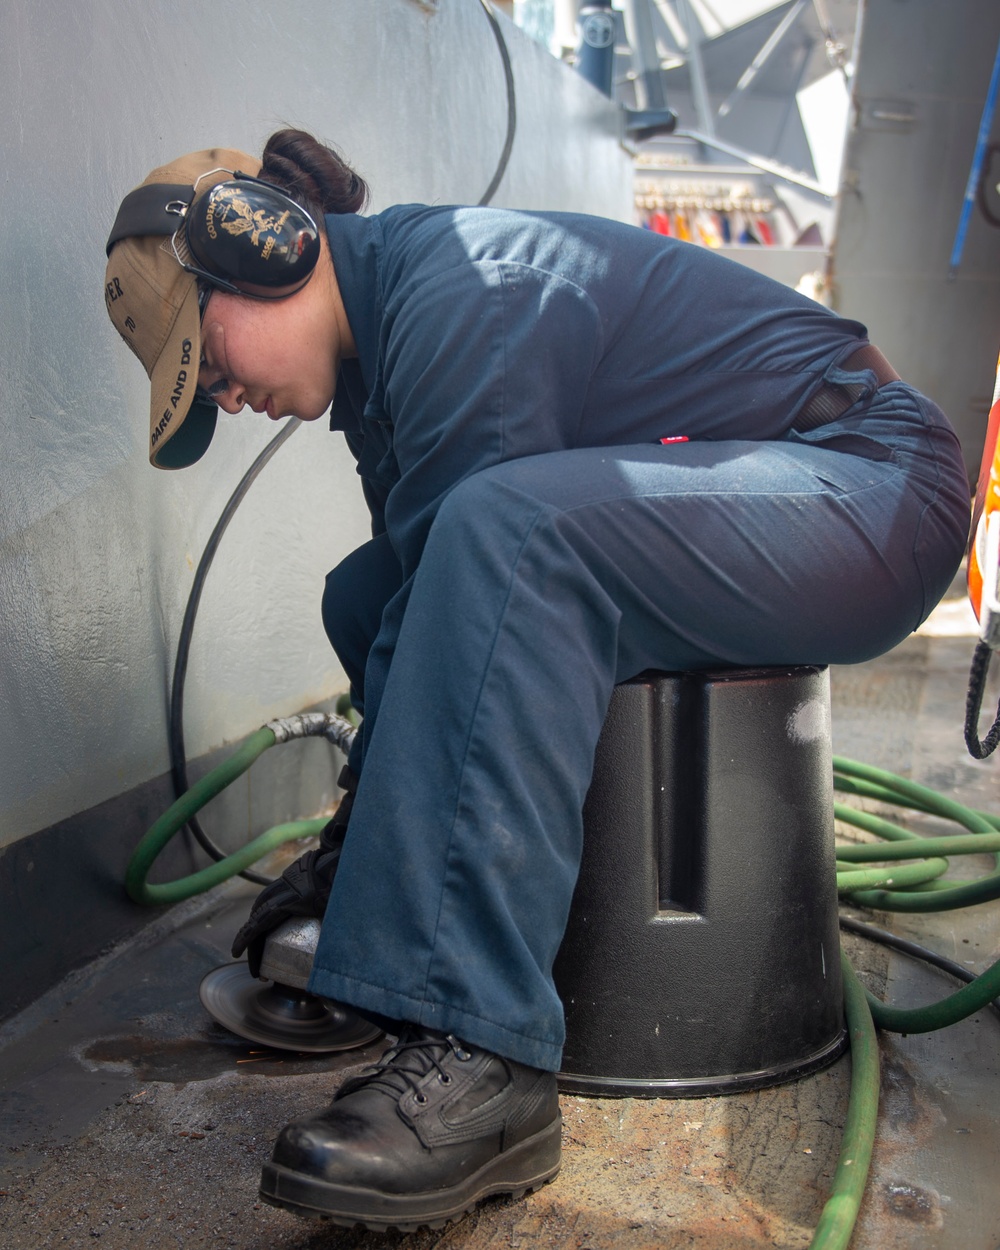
[104,148,261,469]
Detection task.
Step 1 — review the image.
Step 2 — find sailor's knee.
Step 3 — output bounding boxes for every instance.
[433,463,542,540]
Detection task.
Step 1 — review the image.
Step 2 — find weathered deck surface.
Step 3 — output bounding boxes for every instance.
[2,595,998,1249]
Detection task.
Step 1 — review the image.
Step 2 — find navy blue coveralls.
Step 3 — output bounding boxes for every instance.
[307,204,970,1072]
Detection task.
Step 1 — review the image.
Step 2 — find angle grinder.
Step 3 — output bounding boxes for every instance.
[199,916,381,1053]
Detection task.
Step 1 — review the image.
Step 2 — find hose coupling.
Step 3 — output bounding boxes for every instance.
[266,712,336,744]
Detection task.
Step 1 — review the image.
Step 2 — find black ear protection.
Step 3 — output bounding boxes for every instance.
[105,170,321,297]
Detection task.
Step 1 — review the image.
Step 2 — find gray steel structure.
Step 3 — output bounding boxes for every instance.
[831,0,1000,481]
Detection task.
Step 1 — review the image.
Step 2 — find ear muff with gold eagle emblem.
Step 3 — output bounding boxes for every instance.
[105,170,321,298]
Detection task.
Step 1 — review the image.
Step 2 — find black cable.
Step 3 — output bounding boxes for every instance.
[169,6,518,882]
[965,639,1000,759]
[477,0,517,206]
[839,914,1000,1020]
[169,418,301,885]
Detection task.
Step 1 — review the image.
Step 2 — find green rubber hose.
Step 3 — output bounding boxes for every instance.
[834,858,950,892]
[833,756,999,834]
[125,713,355,905]
[833,755,1000,912]
[808,952,880,1250]
[863,951,1000,1033]
[836,832,1000,860]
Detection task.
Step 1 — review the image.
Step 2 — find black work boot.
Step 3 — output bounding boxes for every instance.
[260,1026,562,1230]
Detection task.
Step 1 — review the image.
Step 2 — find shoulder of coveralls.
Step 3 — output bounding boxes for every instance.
[370,204,645,291]
[369,205,866,351]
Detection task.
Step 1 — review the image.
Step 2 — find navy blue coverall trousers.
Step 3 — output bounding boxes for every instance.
[306,205,971,1072]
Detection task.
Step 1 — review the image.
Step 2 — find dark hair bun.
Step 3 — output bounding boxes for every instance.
[260,129,369,216]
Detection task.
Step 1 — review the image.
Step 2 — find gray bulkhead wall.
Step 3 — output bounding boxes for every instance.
[0,0,631,998]
[831,0,1000,479]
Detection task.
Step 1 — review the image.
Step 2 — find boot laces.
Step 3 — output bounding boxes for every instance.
[339,1027,472,1103]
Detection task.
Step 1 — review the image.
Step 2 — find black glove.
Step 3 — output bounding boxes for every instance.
[231,767,356,978]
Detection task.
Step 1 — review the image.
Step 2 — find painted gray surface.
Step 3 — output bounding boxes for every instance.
[0,714,345,1022]
[0,0,631,850]
[831,0,1000,479]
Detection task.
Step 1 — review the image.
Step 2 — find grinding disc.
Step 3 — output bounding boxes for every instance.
[199,962,382,1053]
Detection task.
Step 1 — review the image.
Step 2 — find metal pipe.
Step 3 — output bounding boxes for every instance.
[673,128,831,197]
[622,0,668,111]
[674,0,715,137]
[717,0,809,119]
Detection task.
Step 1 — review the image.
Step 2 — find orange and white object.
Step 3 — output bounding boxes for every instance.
[968,347,1000,648]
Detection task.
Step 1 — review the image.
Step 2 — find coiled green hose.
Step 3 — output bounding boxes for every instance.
[810,754,1000,1250]
[834,755,1000,914]
[125,712,355,905]
[832,754,1000,1045]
